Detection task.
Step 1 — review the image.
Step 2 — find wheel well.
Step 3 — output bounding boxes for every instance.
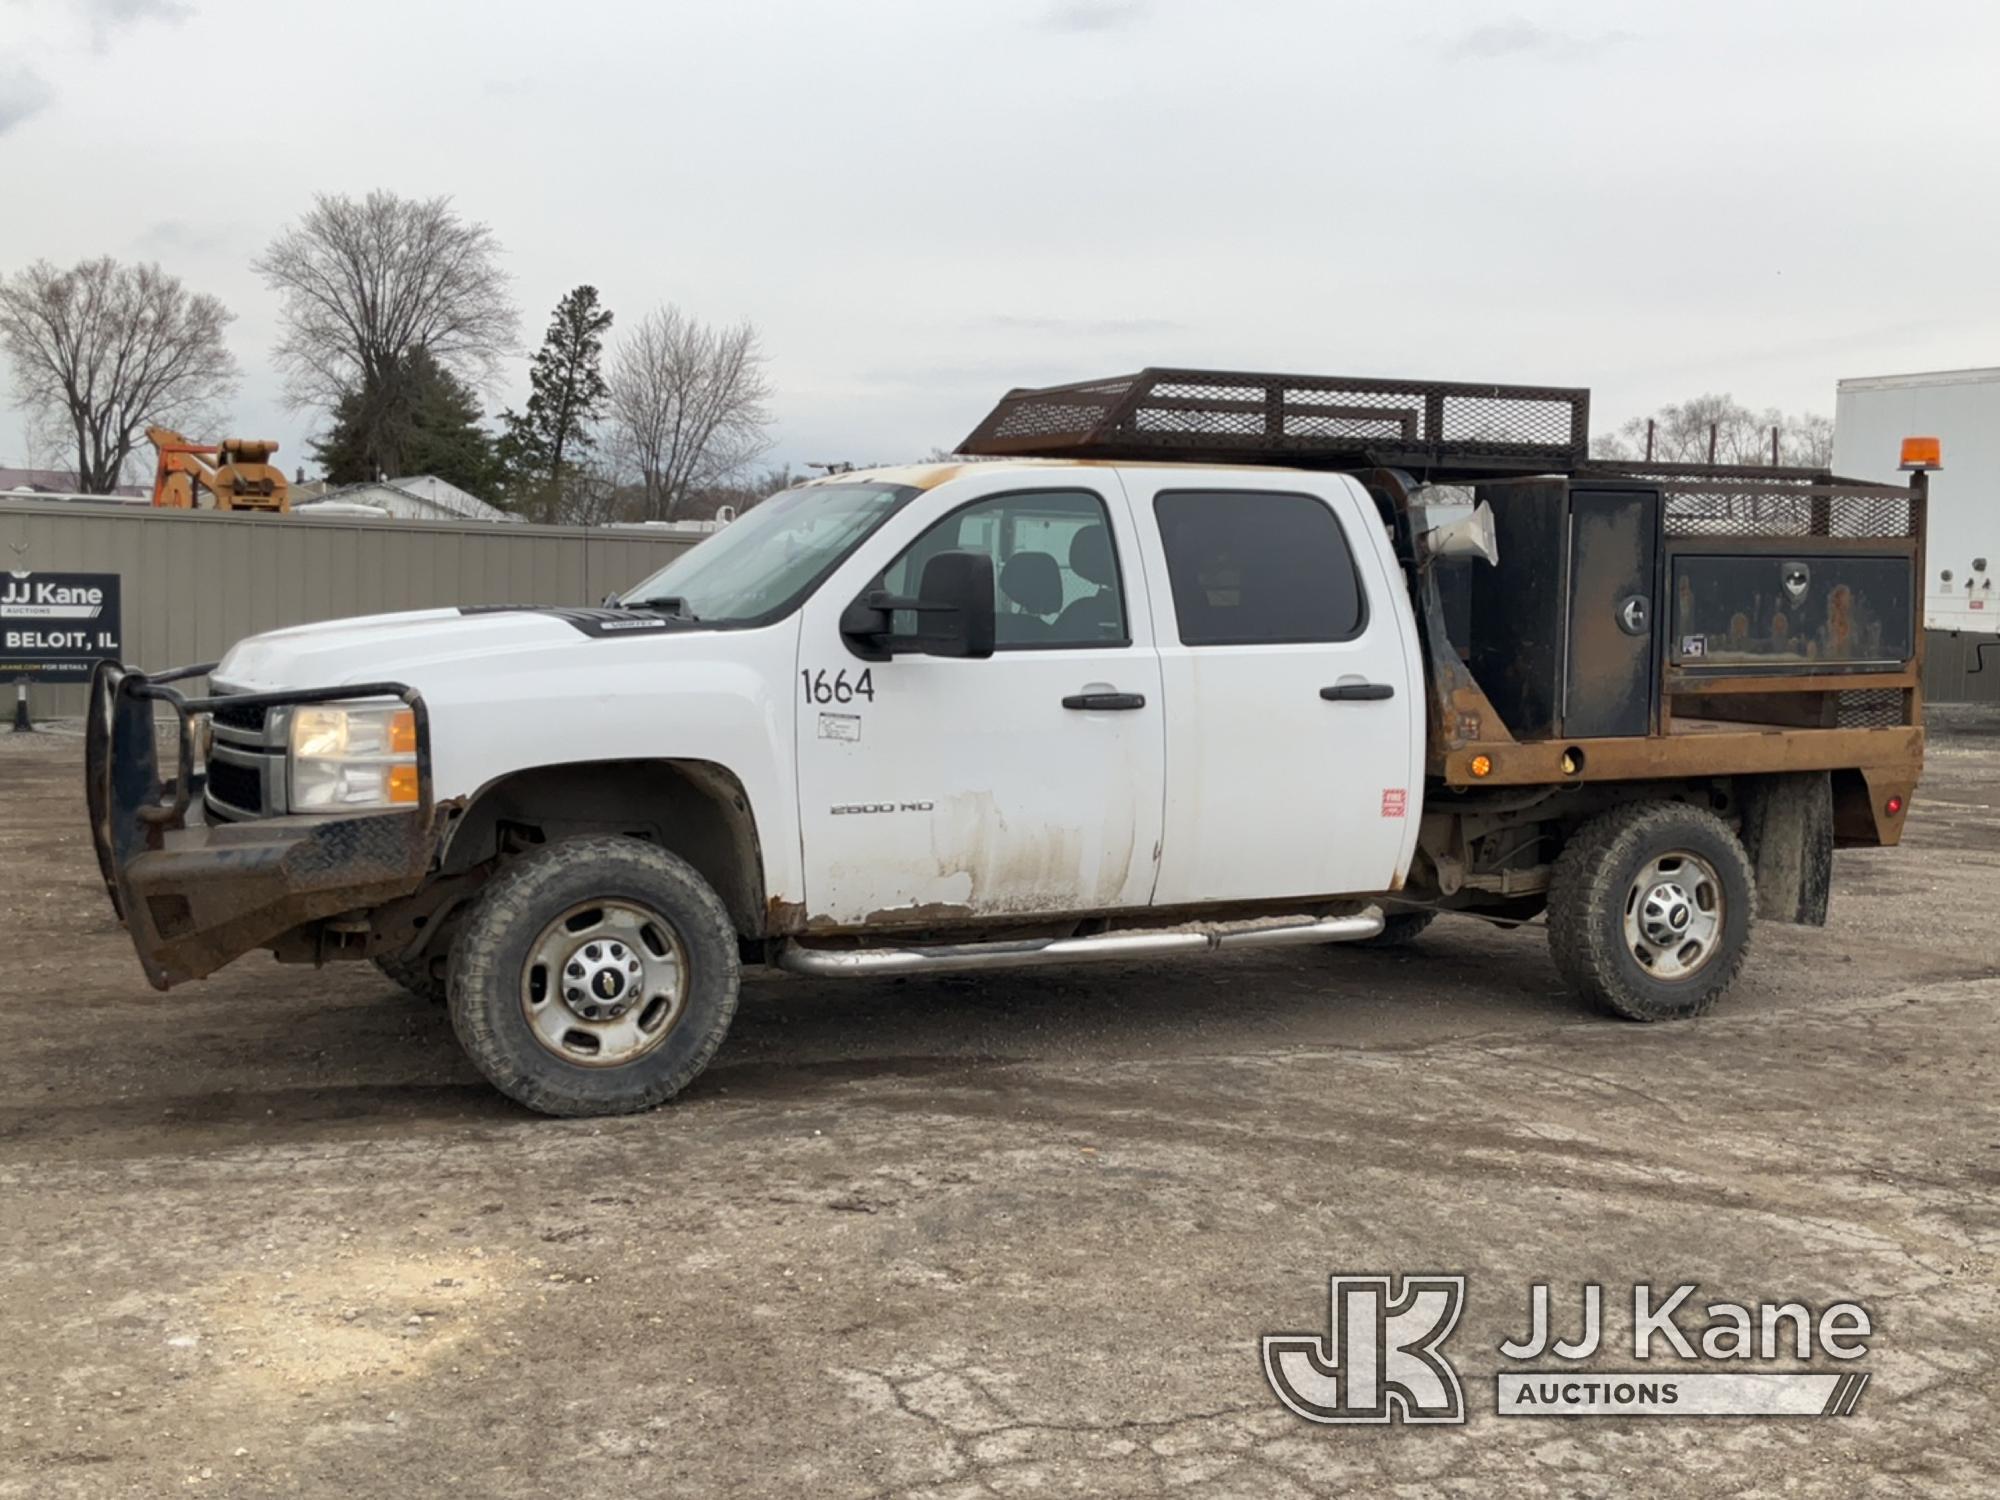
[1413,778,1735,913]
[440,760,768,939]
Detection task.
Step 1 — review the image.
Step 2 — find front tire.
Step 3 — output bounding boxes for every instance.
[1547,802,1754,1022]
[448,836,741,1117]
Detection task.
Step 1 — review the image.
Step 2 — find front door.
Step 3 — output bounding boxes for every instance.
[1121,471,1424,906]
[794,477,1166,929]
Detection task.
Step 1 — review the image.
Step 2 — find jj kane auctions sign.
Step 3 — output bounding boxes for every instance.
[1,573,123,683]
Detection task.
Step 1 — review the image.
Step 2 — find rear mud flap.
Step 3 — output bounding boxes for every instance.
[1740,772,1834,926]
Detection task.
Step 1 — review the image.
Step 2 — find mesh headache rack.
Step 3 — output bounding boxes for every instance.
[959,368,1592,477]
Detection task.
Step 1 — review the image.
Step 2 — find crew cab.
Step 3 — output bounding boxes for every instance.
[88,370,1929,1116]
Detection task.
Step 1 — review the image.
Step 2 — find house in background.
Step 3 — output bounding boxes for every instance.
[1,466,148,499]
[2,466,518,520]
[293,475,516,524]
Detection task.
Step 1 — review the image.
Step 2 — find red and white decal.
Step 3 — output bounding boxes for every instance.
[1381,788,1408,819]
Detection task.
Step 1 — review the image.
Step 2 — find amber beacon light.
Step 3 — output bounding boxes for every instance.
[1899,436,1942,472]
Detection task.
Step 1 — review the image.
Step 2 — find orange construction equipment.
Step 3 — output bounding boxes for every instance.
[147,426,290,513]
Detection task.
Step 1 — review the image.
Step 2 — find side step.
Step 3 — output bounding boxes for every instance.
[775,910,1384,978]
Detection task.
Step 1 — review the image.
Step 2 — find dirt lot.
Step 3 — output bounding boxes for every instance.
[2,715,1997,1498]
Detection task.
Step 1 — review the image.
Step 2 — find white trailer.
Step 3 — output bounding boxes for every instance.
[1835,368,1999,635]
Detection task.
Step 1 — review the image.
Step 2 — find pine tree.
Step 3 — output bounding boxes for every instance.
[499,286,613,516]
[310,349,502,498]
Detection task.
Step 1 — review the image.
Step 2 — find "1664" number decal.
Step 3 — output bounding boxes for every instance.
[801,668,875,705]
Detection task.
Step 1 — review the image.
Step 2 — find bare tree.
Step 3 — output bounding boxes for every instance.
[1785,412,1835,469]
[0,257,239,494]
[537,457,628,528]
[1593,393,1835,469]
[608,306,773,520]
[255,192,517,474]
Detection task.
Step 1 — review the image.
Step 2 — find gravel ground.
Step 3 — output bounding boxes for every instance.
[1,712,1996,1497]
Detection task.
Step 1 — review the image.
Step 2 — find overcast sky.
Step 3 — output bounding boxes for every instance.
[4,0,1999,481]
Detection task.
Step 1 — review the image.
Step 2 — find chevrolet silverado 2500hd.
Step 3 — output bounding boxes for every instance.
[88,370,1929,1116]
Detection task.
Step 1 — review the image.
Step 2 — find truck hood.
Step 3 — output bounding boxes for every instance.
[210,606,695,691]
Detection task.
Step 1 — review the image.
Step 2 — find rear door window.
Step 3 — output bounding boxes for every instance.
[1153,490,1366,646]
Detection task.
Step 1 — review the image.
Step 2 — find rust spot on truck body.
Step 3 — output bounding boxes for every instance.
[865,899,981,928]
[807,899,978,935]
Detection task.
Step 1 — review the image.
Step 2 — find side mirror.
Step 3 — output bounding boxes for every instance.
[840,550,996,661]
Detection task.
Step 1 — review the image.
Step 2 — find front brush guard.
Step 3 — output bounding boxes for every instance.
[85,661,439,989]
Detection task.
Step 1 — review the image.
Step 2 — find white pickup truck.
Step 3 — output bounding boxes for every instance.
[88,370,1929,1116]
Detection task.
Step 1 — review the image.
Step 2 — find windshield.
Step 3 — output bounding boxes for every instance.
[618,481,920,626]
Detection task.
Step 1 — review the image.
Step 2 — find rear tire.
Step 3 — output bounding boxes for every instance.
[448,836,741,1117]
[1355,910,1437,948]
[1547,801,1754,1022]
[373,952,448,1005]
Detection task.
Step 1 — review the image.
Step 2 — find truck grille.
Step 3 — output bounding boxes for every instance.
[204,757,266,816]
[211,698,271,734]
[204,682,281,820]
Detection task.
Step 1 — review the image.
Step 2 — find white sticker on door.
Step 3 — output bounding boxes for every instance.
[818,712,862,743]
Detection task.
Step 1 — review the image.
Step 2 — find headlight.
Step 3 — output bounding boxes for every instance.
[288,704,420,811]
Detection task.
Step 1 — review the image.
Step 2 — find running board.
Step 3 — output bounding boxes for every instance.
[775,910,1384,978]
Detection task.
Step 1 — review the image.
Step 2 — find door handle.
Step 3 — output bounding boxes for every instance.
[1062,691,1146,711]
[1319,682,1395,701]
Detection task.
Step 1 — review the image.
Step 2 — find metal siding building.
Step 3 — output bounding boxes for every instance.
[1,500,697,718]
[1834,368,2000,703]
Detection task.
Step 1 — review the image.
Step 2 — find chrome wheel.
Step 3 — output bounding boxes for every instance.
[1622,851,1724,981]
[521,900,688,1067]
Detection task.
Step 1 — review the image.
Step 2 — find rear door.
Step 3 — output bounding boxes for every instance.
[1122,470,1424,906]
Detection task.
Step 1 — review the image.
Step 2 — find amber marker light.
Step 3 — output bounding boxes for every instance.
[1899,436,1942,472]
[1469,754,1493,778]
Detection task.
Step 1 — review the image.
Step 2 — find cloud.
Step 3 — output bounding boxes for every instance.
[1038,1,1150,34]
[1442,18,1631,62]
[987,314,1184,338]
[80,0,194,49]
[81,0,194,24]
[133,218,233,257]
[0,64,54,135]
